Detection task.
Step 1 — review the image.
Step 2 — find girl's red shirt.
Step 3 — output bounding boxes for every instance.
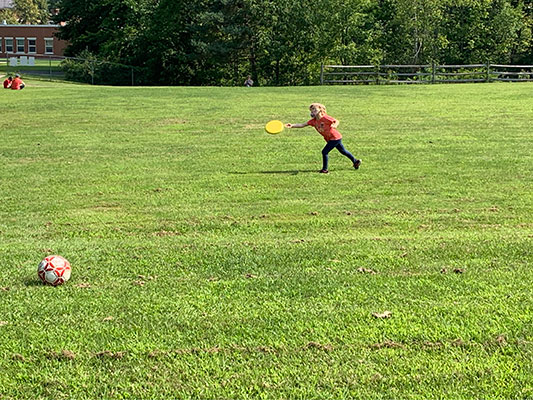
[11,77,23,90]
[306,114,342,141]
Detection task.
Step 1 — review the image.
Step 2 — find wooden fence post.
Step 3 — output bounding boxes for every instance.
[432,61,436,84]
[486,61,490,82]
[320,64,324,85]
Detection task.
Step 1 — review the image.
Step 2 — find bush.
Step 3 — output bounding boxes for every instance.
[60,50,148,86]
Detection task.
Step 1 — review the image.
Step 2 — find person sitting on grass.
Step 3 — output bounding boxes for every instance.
[10,74,25,90]
[285,103,361,174]
[244,75,254,87]
[3,76,12,89]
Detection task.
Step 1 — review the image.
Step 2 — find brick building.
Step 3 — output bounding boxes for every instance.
[0,24,67,58]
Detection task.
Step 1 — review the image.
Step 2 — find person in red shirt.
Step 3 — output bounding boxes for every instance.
[285,103,361,173]
[10,74,25,90]
[3,76,12,89]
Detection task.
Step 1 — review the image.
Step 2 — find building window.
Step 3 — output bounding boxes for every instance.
[44,38,53,54]
[5,37,13,53]
[16,37,24,53]
[27,38,36,53]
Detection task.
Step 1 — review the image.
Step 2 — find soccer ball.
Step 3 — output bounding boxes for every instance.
[38,255,72,286]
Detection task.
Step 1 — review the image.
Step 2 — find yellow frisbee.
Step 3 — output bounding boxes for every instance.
[265,120,284,135]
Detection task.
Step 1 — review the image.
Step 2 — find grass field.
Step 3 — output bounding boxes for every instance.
[1,60,64,83]
[0,59,62,72]
[0,80,532,399]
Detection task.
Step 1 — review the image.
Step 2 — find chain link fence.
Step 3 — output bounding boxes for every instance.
[1,54,147,86]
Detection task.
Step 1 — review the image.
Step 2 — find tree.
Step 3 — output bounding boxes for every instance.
[378,0,446,64]
[514,0,533,63]
[14,0,50,24]
[0,9,18,24]
[52,0,533,85]
[134,0,210,85]
[441,0,526,64]
[322,0,384,65]
[487,0,523,62]
[53,0,153,59]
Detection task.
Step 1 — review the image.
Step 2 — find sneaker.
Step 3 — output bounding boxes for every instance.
[319,169,329,174]
[353,159,362,170]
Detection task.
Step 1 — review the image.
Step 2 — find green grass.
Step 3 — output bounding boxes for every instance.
[0,58,62,67]
[1,59,64,82]
[0,80,532,399]
[0,59,62,72]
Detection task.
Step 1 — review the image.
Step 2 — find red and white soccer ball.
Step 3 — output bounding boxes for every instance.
[38,255,71,286]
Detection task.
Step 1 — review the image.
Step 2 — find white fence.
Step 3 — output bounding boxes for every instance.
[320,63,533,84]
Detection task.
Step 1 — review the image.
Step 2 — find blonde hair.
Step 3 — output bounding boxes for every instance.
[309,103,326,117]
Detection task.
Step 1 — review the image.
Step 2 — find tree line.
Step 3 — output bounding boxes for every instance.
[50,0,532,86]
[0,0,59,24]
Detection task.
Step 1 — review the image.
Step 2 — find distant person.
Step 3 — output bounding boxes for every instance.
[244,75,254,87]
[3,76,12,89]
[11,74,25,90]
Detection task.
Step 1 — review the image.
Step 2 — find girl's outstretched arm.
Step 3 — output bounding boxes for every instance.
[285,123,307,129]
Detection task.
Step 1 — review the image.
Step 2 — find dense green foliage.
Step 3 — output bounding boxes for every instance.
[0,0,50,24]
[52,0,533,85]
[0,80,532,398]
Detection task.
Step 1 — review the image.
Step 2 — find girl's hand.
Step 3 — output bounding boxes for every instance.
[285,123,293,128]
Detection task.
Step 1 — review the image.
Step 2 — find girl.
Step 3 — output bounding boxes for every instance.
[285,103,361,173]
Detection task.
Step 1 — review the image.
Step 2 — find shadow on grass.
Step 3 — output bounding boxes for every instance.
[231,170,317,175]
[22,276,45,287]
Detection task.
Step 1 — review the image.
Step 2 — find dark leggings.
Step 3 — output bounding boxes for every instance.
[322,139,356,170]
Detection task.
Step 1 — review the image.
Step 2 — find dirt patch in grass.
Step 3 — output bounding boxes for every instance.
[11,353,26,362]
[95,351,126,359]
[423,341,444,349]
[138,274,157,280]
[205,346,221,354]
[18,337,515,364]
[372,340,405,349]
[303,342,333,352]
[453,268,465,274]
[255,346,276,353]
[372,311,392,319]
[494,335,507,345]
[148,350,168,358]
[452,338,466,347]
[358,267,377,274]
[46,350,76,360]
[153,230,182,237]
[484,335,507,347]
